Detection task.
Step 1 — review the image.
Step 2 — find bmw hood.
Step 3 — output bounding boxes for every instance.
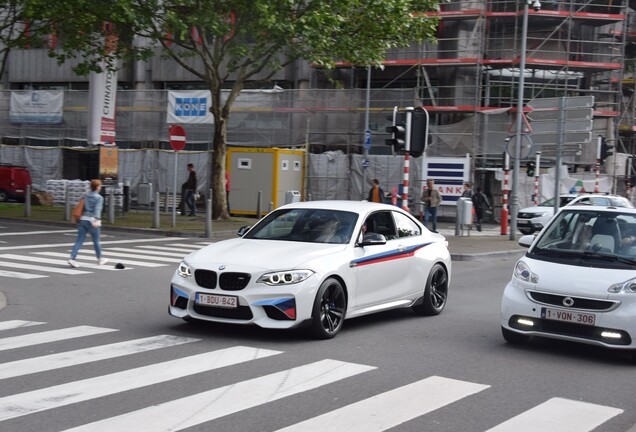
[184,238,346,272]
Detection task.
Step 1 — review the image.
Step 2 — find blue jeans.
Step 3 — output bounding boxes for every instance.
[185,190,196,215]
[70,219,102,259]
[424,206,438,232]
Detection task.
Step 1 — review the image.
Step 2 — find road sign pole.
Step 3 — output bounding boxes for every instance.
[173,151,178,228]
[553,97,566,215]
[403,107,413,212]
[534,151,541,206]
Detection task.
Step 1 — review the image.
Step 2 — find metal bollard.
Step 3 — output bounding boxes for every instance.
[64,182,71,221]
[24,185,31,217]
[205,193,212,238]
[108,187,115,224]
[153,192,161,228]
[163,188,169,213]
[256,191,262,219]
[123,180,130,213]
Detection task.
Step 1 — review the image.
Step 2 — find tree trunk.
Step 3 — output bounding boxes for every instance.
[212,118,229,220]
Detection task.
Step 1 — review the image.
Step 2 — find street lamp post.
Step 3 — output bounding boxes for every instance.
[510,0,540,241]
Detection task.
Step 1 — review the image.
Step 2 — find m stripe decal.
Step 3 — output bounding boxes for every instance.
[350,243,433,267]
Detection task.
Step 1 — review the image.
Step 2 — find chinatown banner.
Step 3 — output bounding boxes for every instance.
[9,90,63,124]
[167,90,214,124]
[87,32,118,145]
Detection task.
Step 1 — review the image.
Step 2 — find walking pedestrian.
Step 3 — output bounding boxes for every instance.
[368,179,386,203]
[461,182,473,198]
[472,186,492,232]
[421,179,442,232]
[68,179,108,268]
[184,163,197,216]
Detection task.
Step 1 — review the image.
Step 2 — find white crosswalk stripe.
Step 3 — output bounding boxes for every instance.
[76,250,180,263]
[0,325,117,351]
[60,359,376,432]
[0,269,47,279]
[0,260,90,275]
[0,320,45,331]
[274,375,490,432]
[0,346,282,422]
[0,320,625,432]
[484,397,623,432]
[104,247,191,258]
[0,254,124,271]
[0,335,199,380]
[36,251,167,267]
[135,245,201,253]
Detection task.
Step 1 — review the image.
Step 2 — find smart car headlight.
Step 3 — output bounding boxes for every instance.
[177,260,193,278]
[513,261,538,284]
[608,277,636,294]
[257,270,314,286]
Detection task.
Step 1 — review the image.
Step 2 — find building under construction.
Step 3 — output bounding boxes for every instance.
[1,0,635,206]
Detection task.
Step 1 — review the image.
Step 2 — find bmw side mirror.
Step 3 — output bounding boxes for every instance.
[237,225,252,237]
[358,233,387,246]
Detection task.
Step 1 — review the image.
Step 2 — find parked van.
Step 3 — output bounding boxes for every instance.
[0,165,32,202]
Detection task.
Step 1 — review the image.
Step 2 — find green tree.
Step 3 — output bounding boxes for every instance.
[29,0,440,219]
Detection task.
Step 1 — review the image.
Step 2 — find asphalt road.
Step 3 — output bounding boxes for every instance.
[0,220,634,432]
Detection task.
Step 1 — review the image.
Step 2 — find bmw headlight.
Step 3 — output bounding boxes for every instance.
[177,260,193,278]
[513,261,538,284]
[257,270,314,286]
[608,277,636,294]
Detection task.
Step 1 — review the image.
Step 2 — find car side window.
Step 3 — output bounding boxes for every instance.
[393,212,421,238]
[364,211,398,240]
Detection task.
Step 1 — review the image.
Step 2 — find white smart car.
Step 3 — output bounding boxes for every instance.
[170,200,451,339]
[502,205,636,355]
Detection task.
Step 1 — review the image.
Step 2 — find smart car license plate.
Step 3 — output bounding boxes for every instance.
[541,307,595,326]
[196,293,238,309]
[518,219,530,226]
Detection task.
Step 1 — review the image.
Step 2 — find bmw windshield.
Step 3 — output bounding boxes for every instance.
[243,208,358,244]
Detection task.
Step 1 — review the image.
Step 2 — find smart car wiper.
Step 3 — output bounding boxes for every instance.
[580,251,636,265]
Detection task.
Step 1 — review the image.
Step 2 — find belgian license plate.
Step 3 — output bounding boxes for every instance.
[196,293,238,309]
[541,307,595,326]
[518,219,530,226]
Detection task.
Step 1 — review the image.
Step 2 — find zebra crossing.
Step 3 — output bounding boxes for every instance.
[0,319,625,432]
[0,240,212,279]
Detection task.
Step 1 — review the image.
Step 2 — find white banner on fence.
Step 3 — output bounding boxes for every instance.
[167,90,213,124]
[9,90,63,124]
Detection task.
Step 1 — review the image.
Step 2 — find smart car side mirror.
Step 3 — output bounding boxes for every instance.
[358,232,387,246]
[518,234,535,248]
[237,225,252,237]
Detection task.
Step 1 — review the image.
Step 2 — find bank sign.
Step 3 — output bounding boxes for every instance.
[167,90,213,124]
[421,156,470,206]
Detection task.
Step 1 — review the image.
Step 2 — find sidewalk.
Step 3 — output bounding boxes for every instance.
[0,215,527,262]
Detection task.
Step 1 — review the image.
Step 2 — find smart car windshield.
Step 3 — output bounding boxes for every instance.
[243,208,358,244]
[530,209,636,268]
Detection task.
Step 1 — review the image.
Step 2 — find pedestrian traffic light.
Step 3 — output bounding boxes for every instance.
[409,107,429,158]
[385,111,407,153]
[600,137,614,164]
[526,161,536,177]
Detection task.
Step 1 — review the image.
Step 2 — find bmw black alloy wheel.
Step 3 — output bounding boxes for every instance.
[311,278,346,339]
[429,265,448,310]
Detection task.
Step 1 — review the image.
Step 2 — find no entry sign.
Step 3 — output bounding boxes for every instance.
[169,125,186,151]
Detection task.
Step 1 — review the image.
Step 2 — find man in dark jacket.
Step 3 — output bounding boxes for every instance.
[184,163,197,216]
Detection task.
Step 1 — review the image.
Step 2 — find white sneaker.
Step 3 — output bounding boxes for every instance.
[98,258,109,266]
[68,259,79,268]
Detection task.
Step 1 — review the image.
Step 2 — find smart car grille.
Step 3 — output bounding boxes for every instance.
[517,212,536,219]
[219,273,251,291]
[194,270,217,289]
[193,304,253,320]
[528,291,618,311]
[508,315,631,346]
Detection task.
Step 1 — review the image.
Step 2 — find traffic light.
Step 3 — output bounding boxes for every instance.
[526,161,536,177]
[600,137,614,164]
[409,107,429,158]
[385,111,406,153]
